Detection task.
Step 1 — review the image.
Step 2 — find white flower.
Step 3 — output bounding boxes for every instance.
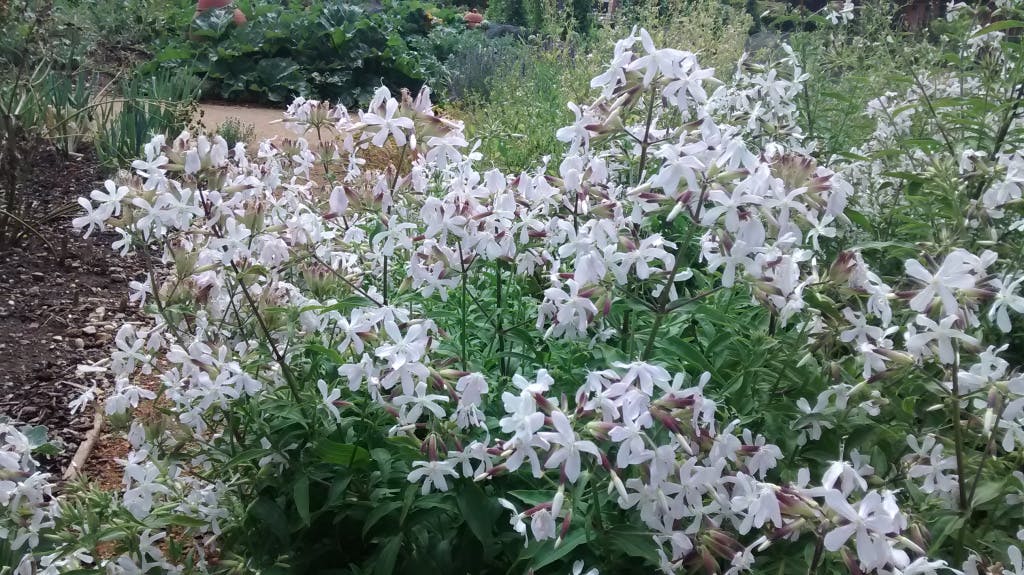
[406,459,458,495]
[362,97,415,147]
[571,560,600,575]
[906,314,979,365]
[529,508,556,541]
[822,490,897,570]
[989,276,1024,332]
[393,381,448,424]
[538,411,601,483]
[498,498,528,546]
[317,380,341,423]
[904,252,977,315]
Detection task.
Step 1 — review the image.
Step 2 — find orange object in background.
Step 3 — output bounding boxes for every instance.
[195,0,247,27]
[463,9,483,28]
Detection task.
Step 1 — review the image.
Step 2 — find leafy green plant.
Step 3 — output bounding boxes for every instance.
[93,67,200,168]
[214,115,255,149]
[144,0,459,106]
[0,0,93,249]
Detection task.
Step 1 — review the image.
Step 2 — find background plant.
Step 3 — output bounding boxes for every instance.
[5,3,1024,575]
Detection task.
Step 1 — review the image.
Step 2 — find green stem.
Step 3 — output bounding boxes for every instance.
[495,260,507,379]
[949,348,968,512]
[230,261,313,423]
[641,250,688,360]
[635,86,658,186]
[381,144,409,305]
[459,242,469,371]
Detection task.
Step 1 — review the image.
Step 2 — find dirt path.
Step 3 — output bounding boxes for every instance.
[199,102,291,142]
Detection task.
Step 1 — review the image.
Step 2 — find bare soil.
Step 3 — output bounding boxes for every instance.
[0,144,143,476]
[1,102,290,479]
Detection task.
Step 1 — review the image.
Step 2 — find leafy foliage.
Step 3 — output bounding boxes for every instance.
[143,0,465,105]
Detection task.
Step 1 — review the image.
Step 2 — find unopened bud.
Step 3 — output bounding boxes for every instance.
[555,509,572,547]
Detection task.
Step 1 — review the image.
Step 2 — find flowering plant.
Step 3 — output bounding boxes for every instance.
[6,4,1024,574]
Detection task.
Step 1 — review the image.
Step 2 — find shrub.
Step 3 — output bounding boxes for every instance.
[7,3,1024,575]
[93,68,201,169]
[144,0,460,106]
[215,116,256,149]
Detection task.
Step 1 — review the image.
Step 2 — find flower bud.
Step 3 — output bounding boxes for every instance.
[554,509,573,548]
[827,251,858,284]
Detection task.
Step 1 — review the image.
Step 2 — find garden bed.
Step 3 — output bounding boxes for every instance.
[0,145,143,476]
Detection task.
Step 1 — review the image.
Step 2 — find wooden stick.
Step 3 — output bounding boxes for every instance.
[62,409,104,482]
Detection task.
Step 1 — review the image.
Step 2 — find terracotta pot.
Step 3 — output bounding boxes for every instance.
[463,9,483,28]
[193,0,247,30]
[197,0,231,10]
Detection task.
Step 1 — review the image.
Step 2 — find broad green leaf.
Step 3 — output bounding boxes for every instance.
[528,527,592,569]
[248,497,290,545]
[316,440,370,467]
[971,20,1024,37]
[225,448,271,467]
[362,501,403,538]
[509,490,553,507]
[928,514,964,553]
[457,483,496,545]
[373,534,403,575]
[294,474,310,525]
[606,530,659,564]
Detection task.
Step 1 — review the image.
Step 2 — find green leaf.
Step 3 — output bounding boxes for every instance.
[606,531,660,564]
[457,482,496,545]
[225,448,271,467]
[315,440,370,467]
[374,534,403,575]
[844,208,873,234]
[971,19,1024,38]
[294,474,310,525]
[970,479,1006,508]
[20,425,48,448]
[398,484,417,526]
[509,490,553,507]
[248,497,290,545]
[665,338,713,373]
[528,527,592,569]
[363,501,403,538]
[165,514,211,528]
[928,514,964,554]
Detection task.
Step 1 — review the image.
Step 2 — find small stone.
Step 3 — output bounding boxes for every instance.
[82,325,98,335]
[73,338,85,349]
[31,272,44,282]
[52,335,63,342]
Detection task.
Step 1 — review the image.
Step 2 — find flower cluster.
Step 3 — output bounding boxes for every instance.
[43,15,1024,575]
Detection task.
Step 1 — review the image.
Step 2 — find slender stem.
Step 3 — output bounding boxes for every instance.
[910,67,958,158]
[635,86,658,186]
[309,253,383,306]
[381,144,409,305]
[495,260,507,379]
[138,248,189,340]
[641,251,688,360]
[949,347,968,512]
[0,207,58,255]
[458,242,469,371]
[965,398,1008,507]
[970,80,1024,201]
[806,530,825,575]
[230,261,313,422]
